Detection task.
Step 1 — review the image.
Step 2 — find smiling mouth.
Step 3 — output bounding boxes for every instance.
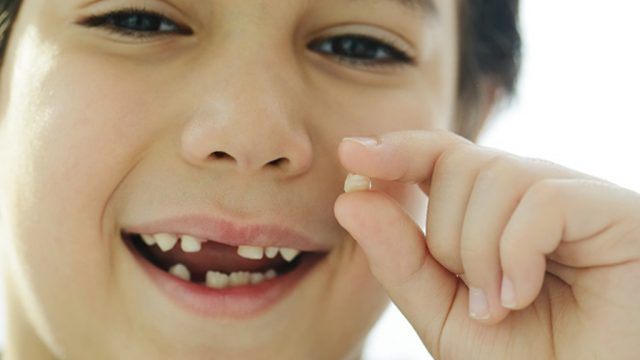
[122,232,326,289]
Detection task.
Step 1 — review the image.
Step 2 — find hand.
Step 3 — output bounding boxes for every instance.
[334,130,640,359]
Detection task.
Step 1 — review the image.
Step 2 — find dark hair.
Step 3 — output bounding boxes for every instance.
[0,0,520,140]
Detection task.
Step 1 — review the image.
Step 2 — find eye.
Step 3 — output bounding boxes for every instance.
[79,8,193,38]
[308,34,414,67]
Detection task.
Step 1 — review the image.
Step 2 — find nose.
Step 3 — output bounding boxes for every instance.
[180,55,313,178]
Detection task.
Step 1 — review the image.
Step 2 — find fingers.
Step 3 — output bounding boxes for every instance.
[334,190,457,348]
[339,131,471,188]
[457,155,573,323]
[426,145,502,280]
[338,129,640,328]
[500,179,640,310]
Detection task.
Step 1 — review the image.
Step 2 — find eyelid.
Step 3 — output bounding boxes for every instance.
[75,4,195,39]
[308,23,418,60]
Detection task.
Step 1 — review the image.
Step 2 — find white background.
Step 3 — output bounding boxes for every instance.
[2,0,640,357]
[363,0,640,358]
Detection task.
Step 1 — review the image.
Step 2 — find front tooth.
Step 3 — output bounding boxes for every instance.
[265,247,279,259]
[229,271,251,287]
[264,269,277,280]
[141,234,156,246]
[180,235,202,253]
[250,272,265,285]
[206,271,230,289]
[155,233,178,252]
[279,248,300,262]
[168,263,190,281]
[237,245,264,260]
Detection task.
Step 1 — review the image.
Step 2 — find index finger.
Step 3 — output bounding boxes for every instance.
[339,130,472,190]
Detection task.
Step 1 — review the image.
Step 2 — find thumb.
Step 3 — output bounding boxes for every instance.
[334,190,458,351]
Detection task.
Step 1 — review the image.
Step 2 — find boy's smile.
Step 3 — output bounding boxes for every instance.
[121,214,330,317]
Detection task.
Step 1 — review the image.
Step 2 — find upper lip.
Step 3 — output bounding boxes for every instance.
[122,214,328,252]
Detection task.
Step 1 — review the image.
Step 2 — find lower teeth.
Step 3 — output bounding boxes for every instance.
[168,263,278,289]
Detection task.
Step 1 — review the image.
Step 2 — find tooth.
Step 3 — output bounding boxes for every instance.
[250,272,265,285]
[279,248,300,262]
[265,247,279,259]
[237,245,264,260]
[344,173,371,193]
[180,235,202,253]
[155,233,178,252]
[264,269,277,280]
[206,271,230,289]
[168,263,190,281]
[141,234,156,246]
[229,271,251,287]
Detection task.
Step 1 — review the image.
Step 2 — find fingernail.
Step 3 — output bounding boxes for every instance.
[344,173,372,193]
[469,287,490,320]
[342,137,379,147]
[501,275,517,309]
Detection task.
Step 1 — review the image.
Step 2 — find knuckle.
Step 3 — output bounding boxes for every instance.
[434,144,477,180]
[475,154,523,188]
[523,179,563,208]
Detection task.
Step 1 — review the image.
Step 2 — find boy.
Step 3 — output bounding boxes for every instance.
[0,0,637,359]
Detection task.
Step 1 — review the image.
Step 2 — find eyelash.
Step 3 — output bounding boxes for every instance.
[79,7,193,38]
[79,8,414,67]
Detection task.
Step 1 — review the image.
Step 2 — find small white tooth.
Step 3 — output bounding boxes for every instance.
[264,269,277,280]
[279,248,300,262]
[344,173,371,193]
[237,245,264,260]
[155,233,178,252]
[206,271,230,289]
[265,247,279,259]
[250,272,265,285]
[229,271,251,287]
[180,235,202,253]
[168,263,190,281]
[141,234,156,246]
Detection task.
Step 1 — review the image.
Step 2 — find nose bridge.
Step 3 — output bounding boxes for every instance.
[181,41,313,176]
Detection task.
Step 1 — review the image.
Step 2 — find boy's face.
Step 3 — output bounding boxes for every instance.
[0,0,458,358]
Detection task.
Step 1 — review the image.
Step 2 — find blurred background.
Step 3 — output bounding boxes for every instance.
[363,0,640,358]
[1,0,639,357]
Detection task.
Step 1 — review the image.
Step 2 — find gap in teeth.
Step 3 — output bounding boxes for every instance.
[138,233,302,263]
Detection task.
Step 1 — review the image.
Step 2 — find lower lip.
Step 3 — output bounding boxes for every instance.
[125,237,323,319]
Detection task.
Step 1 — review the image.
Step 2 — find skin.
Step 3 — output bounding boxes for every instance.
[1,1,639,360]
[336,133,640,359]
[0,0,459,359]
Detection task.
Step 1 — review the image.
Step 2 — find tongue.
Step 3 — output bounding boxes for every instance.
[146,241,289,276]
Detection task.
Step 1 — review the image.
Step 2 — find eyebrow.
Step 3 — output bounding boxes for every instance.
[357,0,437,16]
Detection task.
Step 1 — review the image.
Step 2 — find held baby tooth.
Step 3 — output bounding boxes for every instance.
[265,247,279,259]
[206,271,230,289]
[237,245,264,260]
[180,235,202,253]
[141,234,156,246]
[344,173,372,193]
[168,263,191,281]
[280,248,300,262]
[155,233,178,252]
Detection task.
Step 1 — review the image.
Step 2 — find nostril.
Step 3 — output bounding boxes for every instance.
[211,151,233,160]
[267,157,289,167]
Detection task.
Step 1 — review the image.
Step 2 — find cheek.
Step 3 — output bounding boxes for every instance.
[0,43,158,347]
